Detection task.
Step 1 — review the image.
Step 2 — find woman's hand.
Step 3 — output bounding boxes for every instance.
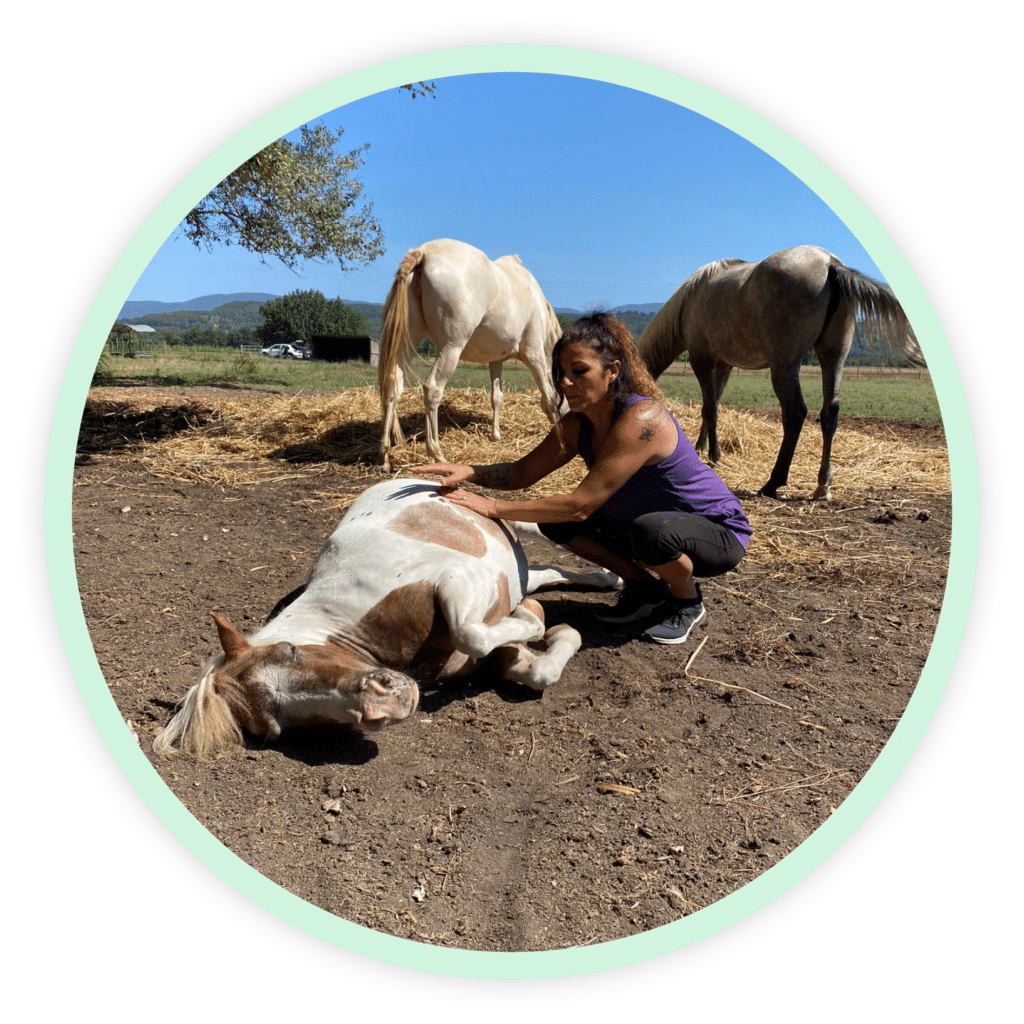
[442,487,500,519]
[408,463,475,487]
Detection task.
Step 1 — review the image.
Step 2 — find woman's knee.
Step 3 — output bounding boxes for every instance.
[629,516,680,565]
[539,521,580,546]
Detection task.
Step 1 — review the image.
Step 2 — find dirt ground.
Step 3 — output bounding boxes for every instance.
[72,388,950,952]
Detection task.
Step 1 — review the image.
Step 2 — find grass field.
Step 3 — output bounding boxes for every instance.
[96,347,941,421]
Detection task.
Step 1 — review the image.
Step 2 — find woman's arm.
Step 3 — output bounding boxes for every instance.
[443,400,678,523]
[410,416,582,490]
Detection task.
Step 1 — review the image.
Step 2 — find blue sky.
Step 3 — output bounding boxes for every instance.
[130,73,885,310]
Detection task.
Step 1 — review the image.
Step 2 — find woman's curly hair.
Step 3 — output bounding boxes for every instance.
[551,312,664,410]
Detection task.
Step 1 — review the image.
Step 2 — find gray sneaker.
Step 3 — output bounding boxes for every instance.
[642,590,705,644]
[595,579,669,624]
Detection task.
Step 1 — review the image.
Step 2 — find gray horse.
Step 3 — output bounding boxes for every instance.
[637,245,921,500]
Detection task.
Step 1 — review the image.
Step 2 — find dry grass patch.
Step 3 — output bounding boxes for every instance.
[79,384,950,582]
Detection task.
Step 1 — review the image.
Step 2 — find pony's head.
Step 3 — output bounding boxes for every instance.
[153,613,419,757]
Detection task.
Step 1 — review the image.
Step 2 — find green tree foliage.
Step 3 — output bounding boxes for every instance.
[398,82,436,99]
[181,122,385,271]
[178,327,228,347]
[256,290,369,347]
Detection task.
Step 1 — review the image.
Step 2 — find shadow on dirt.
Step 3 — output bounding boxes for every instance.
[271,727,381,767]
[77,396,221,458]
[268,406,493,466]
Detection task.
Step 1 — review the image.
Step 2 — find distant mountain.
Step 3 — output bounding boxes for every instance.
[118,292,279,319]
[116,293,667,338]
[122,301,268,334]
[555,302,665,316]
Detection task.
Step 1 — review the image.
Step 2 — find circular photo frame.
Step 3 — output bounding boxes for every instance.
[19,16,1003,1007]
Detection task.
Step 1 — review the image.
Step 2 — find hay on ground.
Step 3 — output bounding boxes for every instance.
[78,384,951,583]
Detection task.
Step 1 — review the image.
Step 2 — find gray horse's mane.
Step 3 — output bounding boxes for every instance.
[638,258,747,375]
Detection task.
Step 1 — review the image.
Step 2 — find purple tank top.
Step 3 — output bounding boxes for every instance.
[578,395,752,549]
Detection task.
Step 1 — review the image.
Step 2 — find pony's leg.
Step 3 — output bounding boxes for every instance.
[435,569,547,659]
[422,343,465,463]
[495,620,583,692]
[526,564,621,592]
[760,364,808,498]
[488,360,504,441]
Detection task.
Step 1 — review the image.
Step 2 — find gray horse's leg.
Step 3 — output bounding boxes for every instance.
[760,364,808,498]
[812,358,844,500]
[811,305,854,500]
[689,354,720,460]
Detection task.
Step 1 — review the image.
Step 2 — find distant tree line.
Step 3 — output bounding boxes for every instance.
[117,290,370,351]
[256,290,368,346]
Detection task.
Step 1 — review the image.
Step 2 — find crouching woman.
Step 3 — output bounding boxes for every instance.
[411,313,751,644]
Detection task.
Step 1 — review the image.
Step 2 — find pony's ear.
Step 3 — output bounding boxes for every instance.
[211,612,249,660]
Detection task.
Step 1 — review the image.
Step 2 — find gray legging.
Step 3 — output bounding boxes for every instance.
[539,510,746,578]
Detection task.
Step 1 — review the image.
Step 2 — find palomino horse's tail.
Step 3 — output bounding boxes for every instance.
[378,248,427,414]
[152,656,243,757]
[829,261,923,363]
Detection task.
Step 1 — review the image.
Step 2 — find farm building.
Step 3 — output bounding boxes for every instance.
[309,334,379,365]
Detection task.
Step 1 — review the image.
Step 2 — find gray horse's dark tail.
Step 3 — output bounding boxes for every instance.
[828,260,923,364]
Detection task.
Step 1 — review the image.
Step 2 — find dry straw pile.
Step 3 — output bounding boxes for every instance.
[80,384,950,579]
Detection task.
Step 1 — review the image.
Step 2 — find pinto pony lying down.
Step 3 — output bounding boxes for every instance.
[154,480,617,756]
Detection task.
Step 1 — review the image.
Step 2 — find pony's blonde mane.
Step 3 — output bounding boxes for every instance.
[153,655,245,757]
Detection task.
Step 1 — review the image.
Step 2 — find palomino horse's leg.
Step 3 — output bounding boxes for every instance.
[391,361,408,447]
[422,343,466,463]
[378,357,410,471]
[517,333,565,423]
[488,360,504,442]
[760,363,808,498]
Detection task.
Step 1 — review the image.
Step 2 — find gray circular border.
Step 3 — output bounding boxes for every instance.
[19,16,1003,1007]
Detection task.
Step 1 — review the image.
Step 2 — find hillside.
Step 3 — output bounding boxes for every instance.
[123,301,266,334]
[118,293,666,339]
[119,293,278,319]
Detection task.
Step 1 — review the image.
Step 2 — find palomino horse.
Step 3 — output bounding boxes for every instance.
[376,238,563,471]
[154,479,617,756]
[637,245,921,499]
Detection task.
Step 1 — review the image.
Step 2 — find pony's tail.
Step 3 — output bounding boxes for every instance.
[152,658,243,757]
[830,261,923,364]
[378,248,426,411]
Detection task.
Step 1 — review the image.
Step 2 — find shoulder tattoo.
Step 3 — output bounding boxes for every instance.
[634,400,669,442]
